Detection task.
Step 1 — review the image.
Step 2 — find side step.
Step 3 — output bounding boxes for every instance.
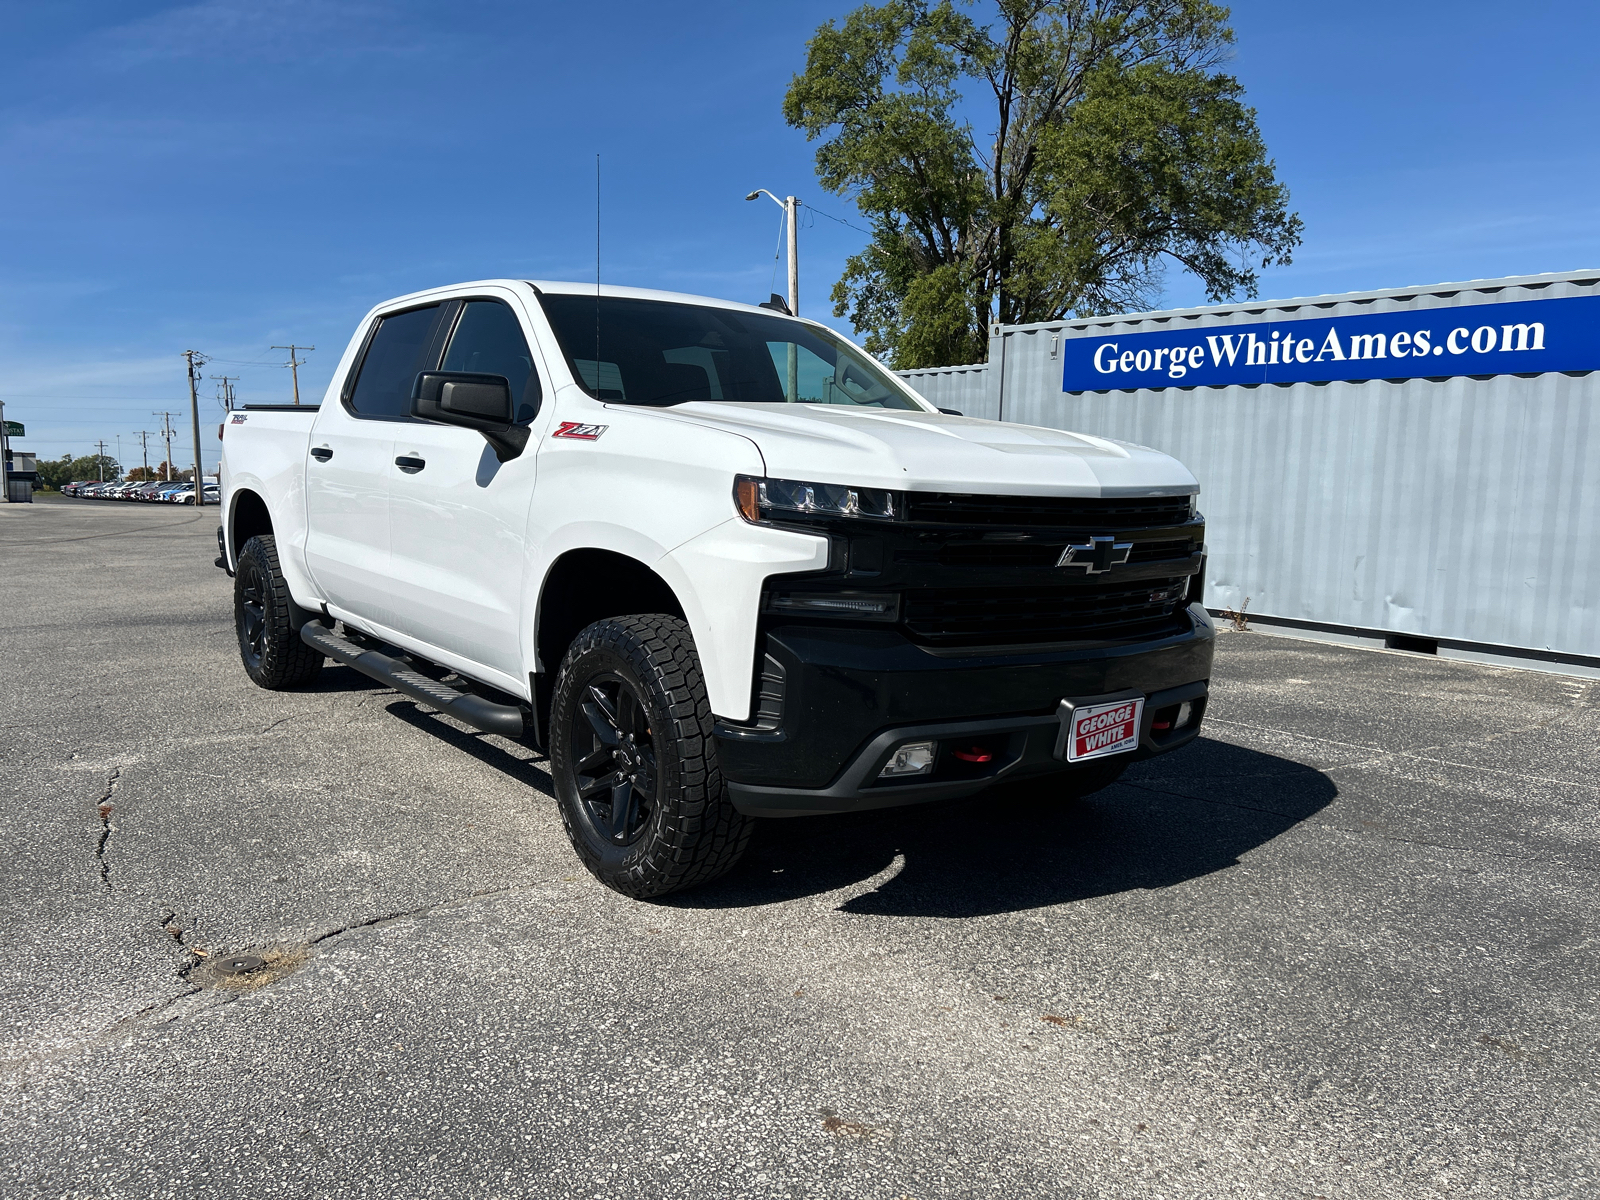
[300,624,526,739]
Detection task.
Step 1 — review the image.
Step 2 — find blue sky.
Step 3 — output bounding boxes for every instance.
[4,0,1598,473]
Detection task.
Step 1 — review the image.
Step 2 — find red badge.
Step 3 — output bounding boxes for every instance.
[552,421,607,441]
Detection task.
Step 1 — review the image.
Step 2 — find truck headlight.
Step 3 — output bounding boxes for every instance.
[734,475,899,523]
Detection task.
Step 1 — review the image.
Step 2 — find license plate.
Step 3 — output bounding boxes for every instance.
[1064,697,1144,762]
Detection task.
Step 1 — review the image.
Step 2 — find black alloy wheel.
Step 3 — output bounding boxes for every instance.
[569,672,658,846]
[236,555,269,672]
[232,534,324,690]
[549,615,752,897]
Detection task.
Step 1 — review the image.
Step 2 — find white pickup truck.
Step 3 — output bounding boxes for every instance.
[218,280,1213,896]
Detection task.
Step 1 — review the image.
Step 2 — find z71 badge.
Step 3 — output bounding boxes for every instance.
[552,421,607,441]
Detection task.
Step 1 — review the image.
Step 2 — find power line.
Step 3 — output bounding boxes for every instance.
[204,354,297,366]
[801,201,875,237]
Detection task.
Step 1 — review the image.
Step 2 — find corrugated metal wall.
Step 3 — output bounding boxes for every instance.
[896,363,997,420]
[900,272,1600,659]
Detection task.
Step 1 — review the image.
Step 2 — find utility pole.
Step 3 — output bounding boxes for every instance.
[153,412,176,481]
[271,345,314,405]
[786,195,799,317]
[746,189,800,400]
[183,350,209,506]
[744,190,800,315]
[0,398,11,502]
[94,440,109,482]
[211,374,238,411]
[136,430,152,479]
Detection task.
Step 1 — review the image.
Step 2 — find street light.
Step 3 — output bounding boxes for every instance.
[748,189,800,402]
[746,189,799,318]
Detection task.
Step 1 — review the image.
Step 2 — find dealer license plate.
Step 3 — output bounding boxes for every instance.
[1064,697,1144,762]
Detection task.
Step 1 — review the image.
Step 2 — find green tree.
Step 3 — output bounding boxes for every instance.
[34,455,73,491]
[784,0,1303,367]
[37,454,121,487]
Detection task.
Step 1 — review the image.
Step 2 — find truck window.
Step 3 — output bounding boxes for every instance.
[538,294,924,410]
[441,300,541,423]
[347,304,443,419]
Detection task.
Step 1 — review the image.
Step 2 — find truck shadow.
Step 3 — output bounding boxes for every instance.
[383,699,557,796]
[673,737,1337,918]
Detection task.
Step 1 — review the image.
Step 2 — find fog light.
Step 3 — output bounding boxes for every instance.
[879,740,936,778]
[765,591,899,621]
[1175,701,1193,728]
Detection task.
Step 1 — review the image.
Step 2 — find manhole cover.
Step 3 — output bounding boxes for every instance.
[216,954,265,975]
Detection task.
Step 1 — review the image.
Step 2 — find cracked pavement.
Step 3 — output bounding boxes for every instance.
[1,497,1596,1199]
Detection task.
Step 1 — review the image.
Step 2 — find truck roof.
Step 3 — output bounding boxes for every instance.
[370,279,814,323]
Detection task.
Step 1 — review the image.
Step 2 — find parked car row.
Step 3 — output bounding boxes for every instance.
[62,479,220,504]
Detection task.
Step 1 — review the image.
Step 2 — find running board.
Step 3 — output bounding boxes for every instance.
[300,624,526,739]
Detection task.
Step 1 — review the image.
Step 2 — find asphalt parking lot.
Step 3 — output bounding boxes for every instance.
[1,497,1595,1199]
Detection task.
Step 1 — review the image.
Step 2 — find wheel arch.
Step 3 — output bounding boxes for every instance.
[228,488,274,563]
[533,548,688,746]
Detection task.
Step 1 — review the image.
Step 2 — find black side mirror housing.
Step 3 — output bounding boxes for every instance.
[412,372,530,461]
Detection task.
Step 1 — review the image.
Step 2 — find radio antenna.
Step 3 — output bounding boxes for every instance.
[595,153,601,389]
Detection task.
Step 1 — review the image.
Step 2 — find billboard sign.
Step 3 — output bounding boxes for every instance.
[1062,295,1600,391]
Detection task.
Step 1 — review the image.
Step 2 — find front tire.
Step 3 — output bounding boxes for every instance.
[549,615,752,898]
[234,534,324,690]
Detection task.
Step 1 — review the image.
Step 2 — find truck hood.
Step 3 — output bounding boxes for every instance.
[657,402,1197,497]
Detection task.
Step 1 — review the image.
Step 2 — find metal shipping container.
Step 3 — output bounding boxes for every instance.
[898,270,1600,671]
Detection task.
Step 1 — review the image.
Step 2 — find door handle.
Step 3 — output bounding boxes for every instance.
[395,455,426,474]
[310,446,333,462]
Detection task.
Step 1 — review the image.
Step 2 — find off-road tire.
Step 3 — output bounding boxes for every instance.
[549,614,752,898]
[234,534,324,690]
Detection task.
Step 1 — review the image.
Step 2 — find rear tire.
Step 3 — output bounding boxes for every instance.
[234,534,324,690]
[549,615,752,898]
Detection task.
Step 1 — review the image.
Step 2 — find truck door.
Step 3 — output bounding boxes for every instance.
[386,296,542,688]
[304,302,448,633]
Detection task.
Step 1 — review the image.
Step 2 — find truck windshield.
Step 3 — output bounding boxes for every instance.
[537,294,924,410]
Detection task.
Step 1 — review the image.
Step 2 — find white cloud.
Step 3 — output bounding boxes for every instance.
[88,0,437,69]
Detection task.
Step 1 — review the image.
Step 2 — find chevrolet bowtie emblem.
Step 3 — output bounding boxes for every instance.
[1056,536,1133,573]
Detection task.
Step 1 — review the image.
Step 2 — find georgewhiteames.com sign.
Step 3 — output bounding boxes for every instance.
[1062,295,1599,391]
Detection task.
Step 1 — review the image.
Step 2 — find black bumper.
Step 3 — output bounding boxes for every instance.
[716,604,1215,817]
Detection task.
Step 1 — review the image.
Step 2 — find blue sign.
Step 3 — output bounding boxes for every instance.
[1062,295,1600,391]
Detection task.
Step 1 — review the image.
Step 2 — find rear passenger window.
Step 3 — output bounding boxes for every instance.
[347,305,442,419]
[441,300,541,423]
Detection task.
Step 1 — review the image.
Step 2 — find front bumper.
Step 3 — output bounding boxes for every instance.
[716,603,1215,817]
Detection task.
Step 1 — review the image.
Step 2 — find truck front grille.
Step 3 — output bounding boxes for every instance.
[903,578,1190,646]
[905,536,1197,570]
[902,492,1193,529]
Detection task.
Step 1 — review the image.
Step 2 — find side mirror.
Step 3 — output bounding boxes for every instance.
[412,372,529,461]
